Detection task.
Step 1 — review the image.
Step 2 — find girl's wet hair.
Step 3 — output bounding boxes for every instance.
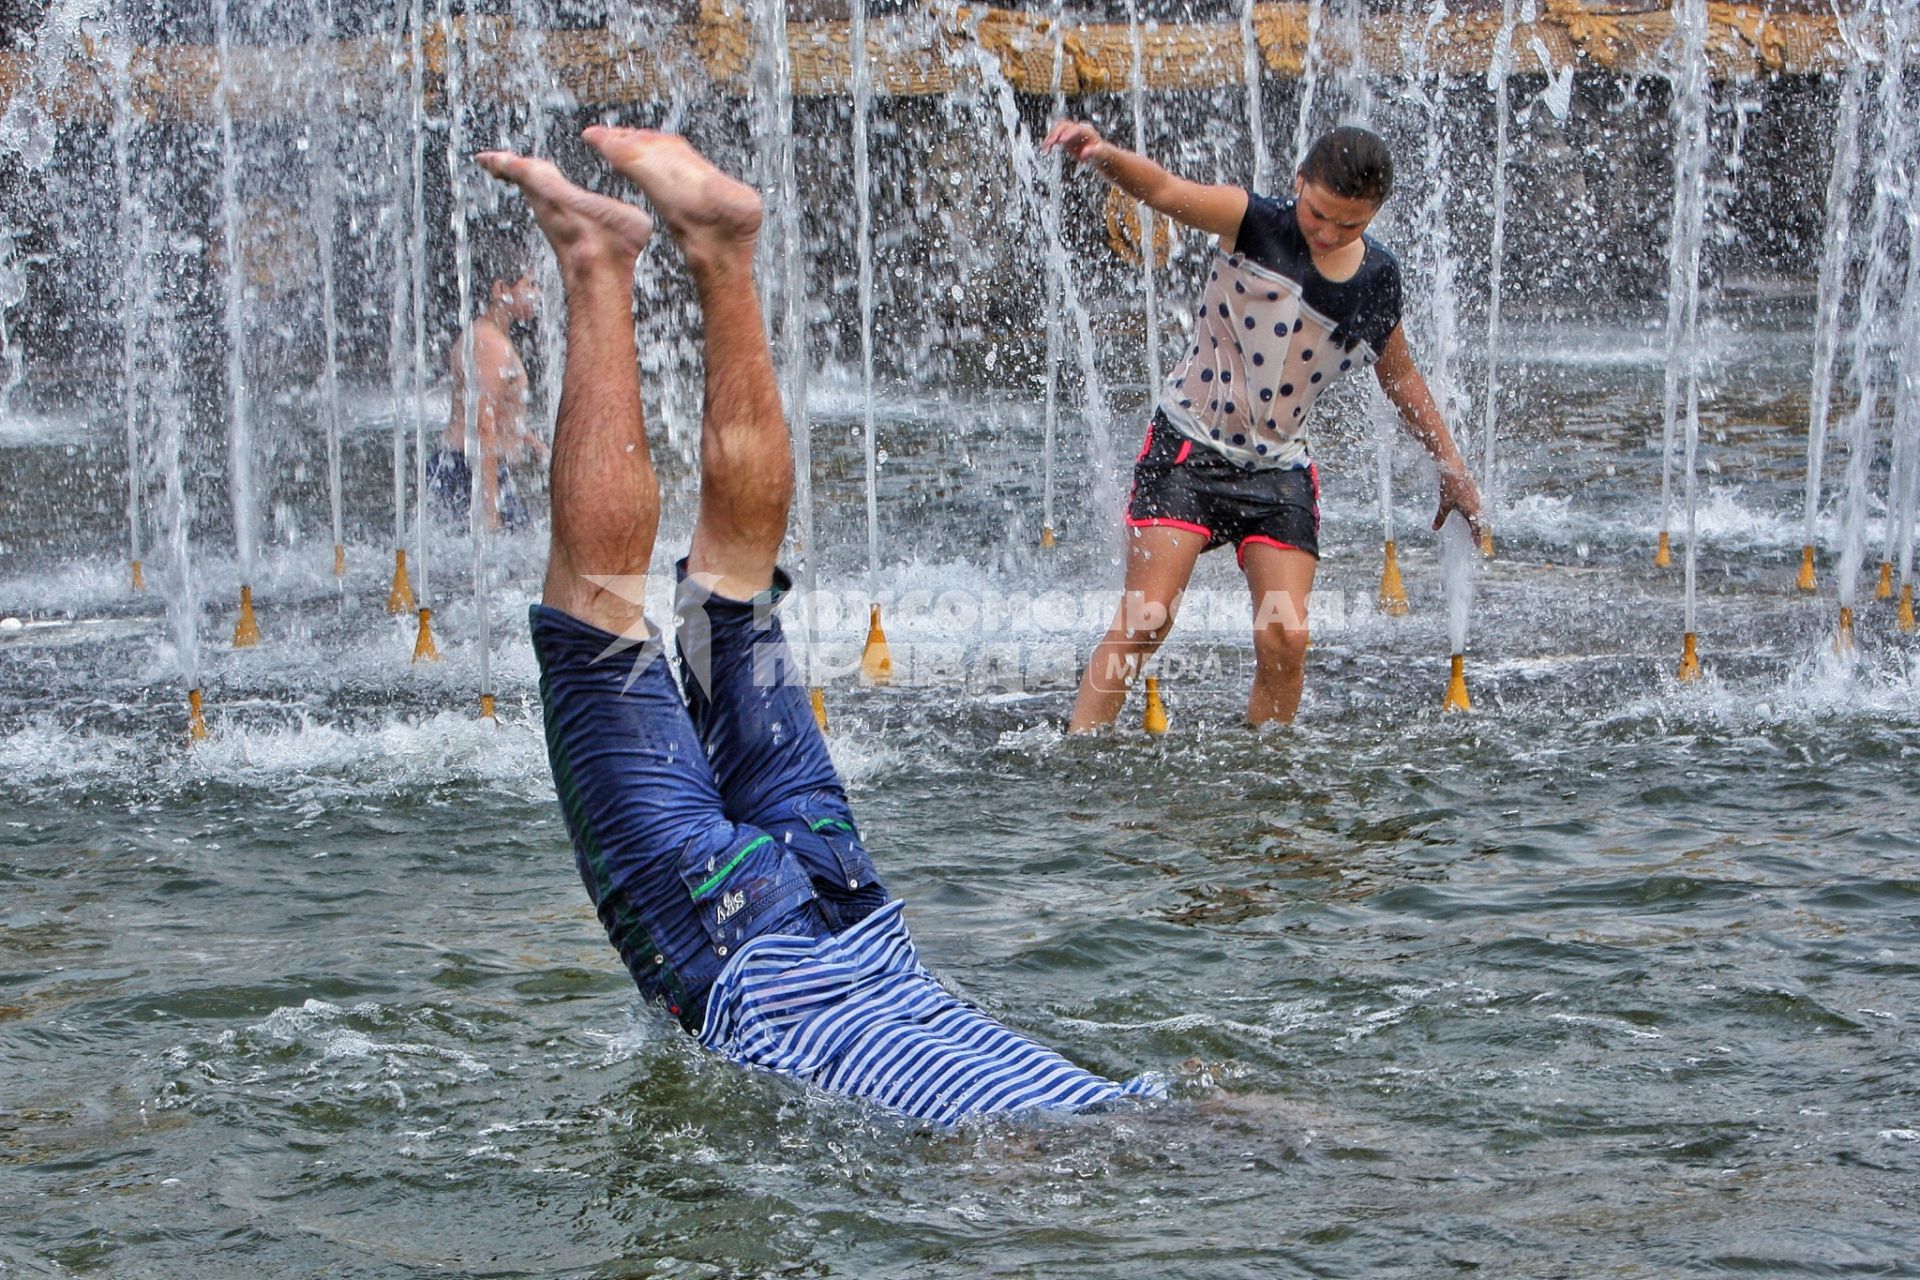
[1300,126,1394,206]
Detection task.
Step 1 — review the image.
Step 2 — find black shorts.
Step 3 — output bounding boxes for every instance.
[1126,411,1320,561]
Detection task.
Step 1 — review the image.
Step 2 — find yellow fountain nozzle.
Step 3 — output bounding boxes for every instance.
[412,606,441,664]
[1876,561,1894,600]
[1040,523,1056,550]
[1142,675,1168,735]
[1676,631,1701,683]
[479,692,497,721]
[1795,543,1816,592]
[1478,528,1495,559]
[1443,652,1471,712]
[810,686,829,733]
[1898,583,1916,633]
[334,543,347,579]
[187,688,210,743]
[232,584,261,648]
[131,559,145,592]
[1654,530,1672,569]
[1378,539,1409,617]
[861,604,893,686]
[1835,606,1855,656]
[387,548,416,614]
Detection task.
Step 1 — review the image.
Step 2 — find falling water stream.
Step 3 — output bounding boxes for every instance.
[108,25,140,591]
[1672,0,1709,653]
[214,0,259,634]
[1478,0,1518,536]
[1241,0,1270,193]
[446,5,493,710]
[1834,9,1913,627]
[851,0,881,602]
[307,0,347,590]
[1125,0,1161,392]
[1797,58,1864,577]
[409,0,432,611]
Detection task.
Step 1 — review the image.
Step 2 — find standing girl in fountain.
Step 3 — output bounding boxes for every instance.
[1042,122,1484,729]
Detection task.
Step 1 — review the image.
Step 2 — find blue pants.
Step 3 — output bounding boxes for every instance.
[429,447,528,530]
[530,562,889,1031]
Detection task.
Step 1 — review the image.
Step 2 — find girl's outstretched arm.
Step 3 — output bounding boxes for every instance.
[1042,119,1248,243]
[1374,325,1485,537]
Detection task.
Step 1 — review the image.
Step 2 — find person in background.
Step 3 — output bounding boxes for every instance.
[428,266,545,531]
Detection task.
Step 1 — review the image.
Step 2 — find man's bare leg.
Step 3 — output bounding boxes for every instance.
[583,127,783,602]
[476,149,658,638]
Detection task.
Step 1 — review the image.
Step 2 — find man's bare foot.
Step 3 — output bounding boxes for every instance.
[581,127,761,266]
[475,150,653,281]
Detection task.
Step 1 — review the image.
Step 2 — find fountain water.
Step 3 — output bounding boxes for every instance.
[384,9,417,615]
[1477,0,1519,558]
[756,0,825,717]
[1039,2,1065,552]
[1402,0,1475,692]
[1793,57,1864,591]
[107,25,141,593]
[1894,253,1920,633]
[1125,0,1161,392]
[1655,0,1712,577]
[306,0,347,589]
[1240,0,1270,194]
[1672,0,1710,680]
[214,0,261,648]
[408,0,438,659]
[446,4,494,716]
[1831,8,1912,653]
[1289,0,1327,170]
[851,0,889,682]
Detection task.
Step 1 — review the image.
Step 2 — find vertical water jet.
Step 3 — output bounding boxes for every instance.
[1795,58,1866,592]
[1478,0,1519,559]
[1832,7,1910,651]
[447,3,493,714]
[215,0,261,647]
[1673,0,1710,681]
[408,0,433,652]
[852,0,891,685]
[385,1,417,614]
[1240,0,1270,193]
[307,0,346,587]
[108,24,143,593]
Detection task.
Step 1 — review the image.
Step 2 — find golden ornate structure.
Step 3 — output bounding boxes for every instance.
[0,3,1879,126]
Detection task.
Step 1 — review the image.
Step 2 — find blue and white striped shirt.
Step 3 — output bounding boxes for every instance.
[697,900,1164,1125]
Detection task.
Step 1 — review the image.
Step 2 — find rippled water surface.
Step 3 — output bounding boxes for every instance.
[5,321,1919,1277]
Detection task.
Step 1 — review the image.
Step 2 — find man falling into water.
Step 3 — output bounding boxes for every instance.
[478,129,1160,1125]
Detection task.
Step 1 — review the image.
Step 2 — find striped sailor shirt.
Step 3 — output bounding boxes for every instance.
[697,900,1165,1126]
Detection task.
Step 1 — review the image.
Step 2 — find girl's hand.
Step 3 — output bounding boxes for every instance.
[1041,119,1105,166]
[1433,467,1485,542]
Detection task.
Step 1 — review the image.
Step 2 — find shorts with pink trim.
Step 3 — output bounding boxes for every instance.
[1125,410,1319,558]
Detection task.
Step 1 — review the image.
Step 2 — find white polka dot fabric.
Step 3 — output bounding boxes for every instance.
[1159,249,1378,471]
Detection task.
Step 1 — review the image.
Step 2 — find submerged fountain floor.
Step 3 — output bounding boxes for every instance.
[3,319,1918,1276]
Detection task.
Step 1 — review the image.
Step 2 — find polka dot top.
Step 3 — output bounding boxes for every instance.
[1158,193,1402,470]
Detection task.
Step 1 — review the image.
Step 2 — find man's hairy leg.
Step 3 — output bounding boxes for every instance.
[585,127,782,602]
[477,147,658,636]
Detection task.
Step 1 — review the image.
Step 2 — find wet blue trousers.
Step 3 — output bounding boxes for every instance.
[530,562,889,1031]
